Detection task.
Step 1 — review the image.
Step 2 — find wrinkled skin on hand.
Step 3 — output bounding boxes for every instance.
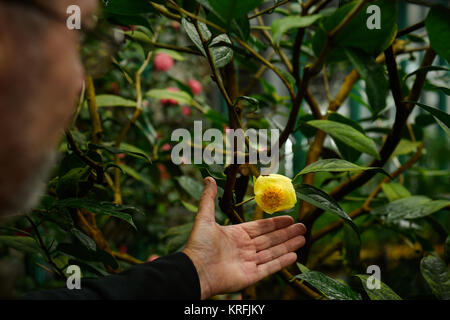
[184,177,306,299]
[0,0,97,217]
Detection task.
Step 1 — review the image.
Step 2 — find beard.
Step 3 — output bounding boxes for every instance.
[0,149,58,218]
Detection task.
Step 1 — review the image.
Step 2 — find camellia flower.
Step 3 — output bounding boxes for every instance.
[181,106,192,116]
[254,174,297,214]
[154,53,174,71]
[187,79,202,95]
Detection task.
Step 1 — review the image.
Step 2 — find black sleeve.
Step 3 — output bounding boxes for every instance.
[23,252,201,300]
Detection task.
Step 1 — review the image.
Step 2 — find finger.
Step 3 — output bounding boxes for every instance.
[256,235,305,265]
[196,177,217,222]
[253,223,306,252]
[257,252,297,280]
[241,215,295,239]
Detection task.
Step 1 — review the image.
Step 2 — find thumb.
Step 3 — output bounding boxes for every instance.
[196,177,217,222]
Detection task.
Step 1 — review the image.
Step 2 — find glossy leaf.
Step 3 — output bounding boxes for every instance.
[403,66,450,81]
[70,228,97,251]
[406,101,450,137]
[307,120,380,159]
[0,236,43,256]
[381,182,411,202]
[345,48,388,115]
[371,195,450,222]
[312,0,397,61]
[175,176,204,201]
[426,6,450,63]
[271,14,323,43]
[295,184,359,238]
[181,18,233,68]
[293,158,387,182]
[420,253,450,299]
[355,275,402,300]
[293,271,361,300]
[391,139,422,158]
[53,198,141,229]
[96,95,137,108]
[146,88,194,106]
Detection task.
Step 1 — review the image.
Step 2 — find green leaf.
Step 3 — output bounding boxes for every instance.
[54,198,141,229]
[146,88,194,106]
[175,176,204,201]
[307,120,380,159]
[95,95,137,108]
[293,158,388,182]
[327,112,364,162]
[355,275,402,300]
[381,182,411,202]
[293,271,361,300]
[102,0,155,15]
[420,253,450,299]
[371,195,450,222]
[403,66,450,81]
[89,143,151,162]
[203,0,263,23]
[344,48,388,115]
[181,201,198,213]
[70,228,96,251]
[312,0,398,61]
[118,164,152,186]
[0,236,43,256]
[271,14,323,43]
[406,101,450,137]
[181,18,233,68]
[295,184,359,239]
[154,48,185,61]
[391,139,422,158]
[426,6,450,63]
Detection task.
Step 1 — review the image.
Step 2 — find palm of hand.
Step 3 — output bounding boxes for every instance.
[183,178,306,299]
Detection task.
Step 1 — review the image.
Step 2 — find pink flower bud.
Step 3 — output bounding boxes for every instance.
[154,53,174,71]
[147,254,160,262]
[161,143,171,151]
[181,106,192,116]
[187,79,202,95]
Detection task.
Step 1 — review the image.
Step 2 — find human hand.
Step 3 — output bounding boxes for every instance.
[183,177,306,299]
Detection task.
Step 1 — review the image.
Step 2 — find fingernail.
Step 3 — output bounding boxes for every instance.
[204,177,211,185]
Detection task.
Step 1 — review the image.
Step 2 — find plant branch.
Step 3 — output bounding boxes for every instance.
[26,216,66,279]
[85,76,103,144]
[248,0,290,19]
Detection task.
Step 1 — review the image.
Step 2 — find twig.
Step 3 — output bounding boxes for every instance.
[248,0,290,19]
[112,251,144,265]
[397,20,425,38]
[65,130,104,184]
[85,76,103,144]
[279,268,325,300]
[26,216,66,279]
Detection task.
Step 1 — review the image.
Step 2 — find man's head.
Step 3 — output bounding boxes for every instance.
[0,0,97,216]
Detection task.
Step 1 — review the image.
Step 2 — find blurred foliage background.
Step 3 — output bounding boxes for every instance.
[0,0,449,300]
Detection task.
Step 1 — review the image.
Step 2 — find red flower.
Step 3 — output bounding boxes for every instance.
[161,143,171,151]
[181,106,192,116]
[187,79,202,95]
[154,53,174,71]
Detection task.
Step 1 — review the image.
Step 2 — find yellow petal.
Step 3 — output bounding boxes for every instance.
[254,174,297,214]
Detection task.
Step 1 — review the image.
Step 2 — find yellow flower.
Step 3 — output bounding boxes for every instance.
[254,174,297,214]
